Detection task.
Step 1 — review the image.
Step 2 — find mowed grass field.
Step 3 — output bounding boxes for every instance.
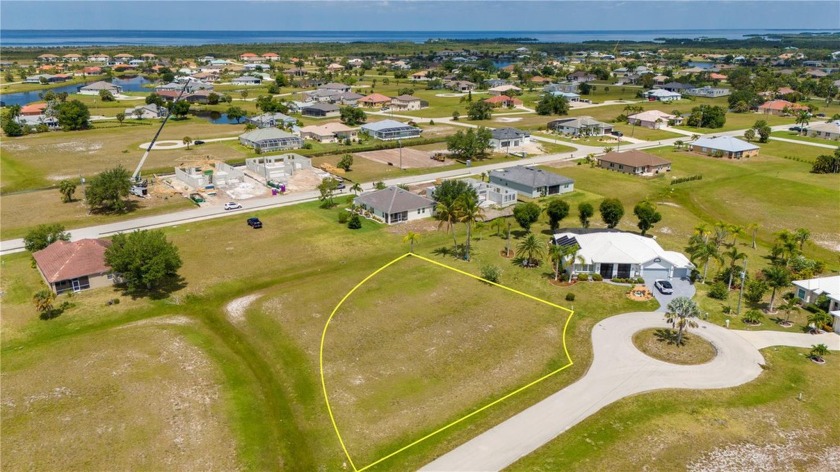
[322,255,572,465]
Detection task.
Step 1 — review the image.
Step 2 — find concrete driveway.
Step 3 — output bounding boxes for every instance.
[642,276,696,312]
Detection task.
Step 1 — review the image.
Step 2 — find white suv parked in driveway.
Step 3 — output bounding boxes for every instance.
[654,279,674,295]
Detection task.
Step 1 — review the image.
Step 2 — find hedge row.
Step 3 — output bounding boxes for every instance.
[670,175,703,185]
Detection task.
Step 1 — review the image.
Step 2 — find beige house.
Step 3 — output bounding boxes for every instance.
[33,239,114,294]
[488,84,522,96]
[390,95,422,111]
[598,150,672,176]
[806,120,840,141]
[627,110,681,129]
[299,122,357,143]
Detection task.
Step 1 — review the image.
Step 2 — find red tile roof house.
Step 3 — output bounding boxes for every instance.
[33,239,115,294]
[358,93,393,108]
[484,95,523,108]
[239,52,259,62]
[757,99,809,116]
[20,102,48,116]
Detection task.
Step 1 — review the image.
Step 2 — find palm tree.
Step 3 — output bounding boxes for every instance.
[692,223,711,244]
[516,234,544,267]
[795,111,810,135]
[549,243,582,281]
[772,230,800,266]
[33,289,56,318]
[457,193,484,261]
[728,224,744,247]
[664,297,700,346]
[182,136,193,149]
[794,228,810,251]
[762,265,791,313]
[350,182,362,195]
[807,311,831,333]
[746,223,759,249]
[723,246,747,290]
[686,239,721,283]
[779,297,800,325]
[712,222,730,249]
[809,344,829,362]
[490,218,506,236]
[435,200,459,250]
[402,231,420,253]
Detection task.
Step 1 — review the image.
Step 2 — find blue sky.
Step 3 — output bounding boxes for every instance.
[2,1,839,31]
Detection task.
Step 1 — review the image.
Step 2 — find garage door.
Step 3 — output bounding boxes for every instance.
[643,268,670,279]
[672,267,690,278]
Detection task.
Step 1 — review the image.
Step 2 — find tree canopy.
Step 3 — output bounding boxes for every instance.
[599,198,625,228]
[340,106,367,126]
[513,202,542,232]
[105,230,182,293]
[686,105,726,128]
[633,201,662,235]
[23,224,71,252]
[535,93,569,116]
[545,198,570,232]
[57,100,90,131]
[85,165,132,213]
[467,101,493,120]
[446,126,492,161]
[578,202,594,228]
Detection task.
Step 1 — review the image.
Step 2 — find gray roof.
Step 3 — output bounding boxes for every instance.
[393,94,420,101]
[549,116,609,129]
[240,128,298,141]
[249,112,297,123]
[355,186,435,213]
[80,80,119,91]
[491,127,529,140]
[692,136,758,153]
[361,119,417,132]
[321,82,350,90]
[339,92,365,100]
[302,103,340,112]
[490,166,574,188]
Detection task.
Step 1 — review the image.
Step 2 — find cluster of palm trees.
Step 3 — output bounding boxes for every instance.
[435,187,485,261]
[685,221,749,284]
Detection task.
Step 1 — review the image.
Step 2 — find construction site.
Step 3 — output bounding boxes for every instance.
[146,153,335,206]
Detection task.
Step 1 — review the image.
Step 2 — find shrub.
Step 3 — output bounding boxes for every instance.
[592,273,603,281]
[708,281,729,300]
[743,309,764,325]
[635,277,645,284]
[577,273,589,281]
[670,175,703,185]
[347,214,362,229]
[338,211,349,224]
[481,265,501,283]
[565,293,576,302]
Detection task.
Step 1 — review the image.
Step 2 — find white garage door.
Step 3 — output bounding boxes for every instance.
[643,267,670,279]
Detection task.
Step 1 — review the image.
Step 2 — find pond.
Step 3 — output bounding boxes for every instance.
[0,76,153,107]
[191,110,245,125]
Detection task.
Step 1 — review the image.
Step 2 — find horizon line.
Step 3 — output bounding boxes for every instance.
[4,28,839,32]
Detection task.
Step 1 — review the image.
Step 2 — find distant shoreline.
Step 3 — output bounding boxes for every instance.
[3,29,838,47]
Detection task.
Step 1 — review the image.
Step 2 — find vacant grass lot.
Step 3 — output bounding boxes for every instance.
[323,255,572,465]
[1,321,240,471]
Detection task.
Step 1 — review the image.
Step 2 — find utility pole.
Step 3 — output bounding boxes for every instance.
[736,257,748,317]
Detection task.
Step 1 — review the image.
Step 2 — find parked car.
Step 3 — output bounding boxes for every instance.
[194,140,206,145]
[789,126,802,132]
[224,202,242,210]
[247,217,262,229]
[654,279,674,295]
[611,130,624,137]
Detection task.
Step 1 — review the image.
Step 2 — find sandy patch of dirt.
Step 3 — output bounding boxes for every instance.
[118,315,193,329]
[357,147,447,169]
[0,142,30,151]
[284,168,324,193]
[225,293,261,325]
[494,117,523,123]
[688,430,840,472]
[38,141,103,154]
[813,234,840,252]
[384,218,439,235]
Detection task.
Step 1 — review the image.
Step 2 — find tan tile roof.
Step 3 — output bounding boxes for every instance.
[599,150,671,168]
[359,93,392,104]
[33,239,112,283]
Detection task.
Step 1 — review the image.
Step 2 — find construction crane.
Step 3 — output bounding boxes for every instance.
[130,78,192,197]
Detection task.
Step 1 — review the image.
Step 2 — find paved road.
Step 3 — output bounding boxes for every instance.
[733,329,840,350]
[421,311,767,472]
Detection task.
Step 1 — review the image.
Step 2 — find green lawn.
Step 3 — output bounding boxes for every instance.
[771,130,840,147]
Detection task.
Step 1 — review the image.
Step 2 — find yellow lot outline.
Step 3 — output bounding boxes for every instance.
[319,253,575,471]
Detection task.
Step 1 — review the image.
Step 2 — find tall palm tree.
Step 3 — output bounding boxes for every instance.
[779,297,800,325]
[687,239,721,283]
[435,200,459,250]
[773,230,799,266]
[692,223,711,244]
[457,193,484,261]
[794,228,811,251]
[723,246,747,290]
[549,243,582,281]
[402,231,420,253]
[795,110,810,134]
[516,234,544,267]
[490,218,506,236]
[728,224,744,247]
[665,296,700,346]
[746,222,759,249]
[712,221,730,249]
[350,182,363,195]
[762,265,791,313]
